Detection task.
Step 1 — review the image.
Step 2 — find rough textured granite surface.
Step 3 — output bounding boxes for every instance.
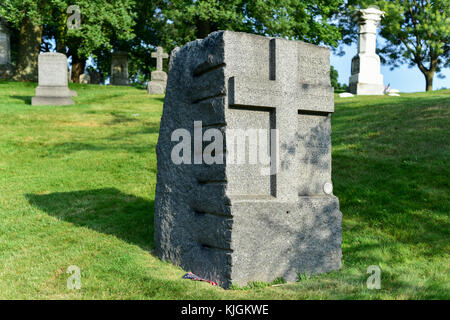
[32,53,74,106]
[155,31,342,288]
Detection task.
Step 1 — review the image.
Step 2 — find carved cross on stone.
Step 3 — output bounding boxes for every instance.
[151,46,168,71]
[228,38,334,202]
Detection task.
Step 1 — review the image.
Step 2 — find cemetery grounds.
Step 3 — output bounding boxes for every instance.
[0,81,448,299]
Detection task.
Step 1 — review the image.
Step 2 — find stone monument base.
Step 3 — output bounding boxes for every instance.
[148,82,166,94]
[157,196,342,288]
[349,82,384,95]
[32,86,75,106]
[148,71,167,94]
[349,52,384,95]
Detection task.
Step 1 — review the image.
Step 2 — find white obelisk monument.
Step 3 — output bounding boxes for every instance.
[349,7,385,95]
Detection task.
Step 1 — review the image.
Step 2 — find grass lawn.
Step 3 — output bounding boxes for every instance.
[0,81,449,299]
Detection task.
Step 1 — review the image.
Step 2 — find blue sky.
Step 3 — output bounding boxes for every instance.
[331,41,450,93]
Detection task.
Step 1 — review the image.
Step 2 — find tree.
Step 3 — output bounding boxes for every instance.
[0,0,53,81]
[161,0,344,48]
[48,0,136,82]
[330,65,348,91]
[92,0,345,84]
[340,1,449,91]
[1,0,136,82]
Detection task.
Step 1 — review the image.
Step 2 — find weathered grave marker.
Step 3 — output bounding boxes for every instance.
[32,53,75,106]
[79,73,90,84]
[148,47,169,94]
[111,52,129,85]
[155,31,342,288]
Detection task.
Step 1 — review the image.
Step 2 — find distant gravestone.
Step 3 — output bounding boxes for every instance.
[89,71,101,84]
[32,53,75,105]
[148,47,169,94]
[349,7,385,95]
[0,19,13,79]
[339,92,354,98]
[111,52,129,85]
[79,73,90,84]
[155,31,342,288]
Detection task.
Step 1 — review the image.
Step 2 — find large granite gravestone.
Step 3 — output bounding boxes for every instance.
[148,47,169,94]
[0,19,13,79]
[349,7,385,95]
[155,31,342,288]
[111,52,129,85]
[32,53,75,106]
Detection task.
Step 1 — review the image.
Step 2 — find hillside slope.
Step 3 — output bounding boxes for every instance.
[0,81,448,299]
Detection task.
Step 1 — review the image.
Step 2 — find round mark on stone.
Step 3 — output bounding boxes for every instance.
[323,182,333,195]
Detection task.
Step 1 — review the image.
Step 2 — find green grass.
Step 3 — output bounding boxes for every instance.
[0,81,449,299]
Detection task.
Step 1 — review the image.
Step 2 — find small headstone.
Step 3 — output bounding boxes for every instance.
[339,92,354,98]
[32,53,75,105]
[0,19,13,79]
[110,51,129,85]
[148,47,169,94]
[155,31,342,288]
[388,93,400,96]
[89,71,101,84]
[349,7,385,95]
[79,73,90,84]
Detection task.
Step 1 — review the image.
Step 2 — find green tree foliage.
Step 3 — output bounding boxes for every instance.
[330,65,348,91]
[340,1,449,91]
[161,0,343,47]
[3,0,345,84]
[330,65,340,88]
[0,0,58,80]
[1,0,136,82]
[49,0,136,82]
[116,0,344,83]
[96,0,345,84]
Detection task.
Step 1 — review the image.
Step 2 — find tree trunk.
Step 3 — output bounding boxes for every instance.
[424,70,434,91]
[71,54,86,83]
[12,17,42,82]
[195,18,217,39]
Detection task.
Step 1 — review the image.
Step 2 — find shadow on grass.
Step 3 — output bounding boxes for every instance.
[153,96,165,103]
[26,188,154,251]
[10,95,32,105]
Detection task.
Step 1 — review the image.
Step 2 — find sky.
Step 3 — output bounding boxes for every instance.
[330,41,450,93]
